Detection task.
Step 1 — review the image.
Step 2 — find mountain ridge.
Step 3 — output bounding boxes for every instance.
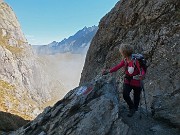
[33,25,98,54]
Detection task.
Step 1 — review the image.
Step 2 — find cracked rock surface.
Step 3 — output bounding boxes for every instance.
[11,76,179,135]
[80,0,180,128]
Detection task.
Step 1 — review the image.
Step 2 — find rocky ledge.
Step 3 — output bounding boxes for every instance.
[11,75,179,135]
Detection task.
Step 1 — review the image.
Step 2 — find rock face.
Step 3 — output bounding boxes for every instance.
[0,111,29,133]
[80,0,180,128]
[33,26,98,54]
[151,89,180,128]
[0,1,64,122]
[11,76,179,135]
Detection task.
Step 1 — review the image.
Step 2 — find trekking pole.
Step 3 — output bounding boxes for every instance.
[141,81,148,117]
[139,91,143,119]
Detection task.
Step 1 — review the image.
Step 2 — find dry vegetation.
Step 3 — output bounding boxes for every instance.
[0,28,23,54]
[0,80,33,120]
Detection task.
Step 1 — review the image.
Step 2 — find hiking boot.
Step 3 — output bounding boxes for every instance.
[127,109,135,117]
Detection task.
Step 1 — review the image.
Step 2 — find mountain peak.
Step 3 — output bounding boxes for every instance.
[82,26,98,32]
[83,26,87,29]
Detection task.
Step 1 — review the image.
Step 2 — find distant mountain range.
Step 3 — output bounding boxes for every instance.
[33,26,98,54]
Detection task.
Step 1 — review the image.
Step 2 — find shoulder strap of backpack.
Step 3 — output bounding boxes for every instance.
[133,59,142,75]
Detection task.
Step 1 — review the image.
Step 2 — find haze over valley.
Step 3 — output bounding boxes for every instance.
[32,26,98,95]
[37,53,86,95]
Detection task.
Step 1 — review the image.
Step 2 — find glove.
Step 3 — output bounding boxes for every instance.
[102,69,110,75]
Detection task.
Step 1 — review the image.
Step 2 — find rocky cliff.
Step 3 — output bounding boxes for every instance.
[80,0,180,128]
[11,76,179,135]
[0,111,29,134]
[0,1,64,122]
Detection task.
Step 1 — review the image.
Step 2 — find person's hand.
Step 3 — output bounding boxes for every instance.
[102,69,110,75]
[139,75,145,80]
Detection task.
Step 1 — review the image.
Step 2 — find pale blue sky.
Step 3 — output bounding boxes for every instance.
[5,0,119,45]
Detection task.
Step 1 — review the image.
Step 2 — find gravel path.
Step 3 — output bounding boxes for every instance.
[119,105,180,135]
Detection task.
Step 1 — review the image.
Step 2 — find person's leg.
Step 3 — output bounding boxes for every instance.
[133,86,142,111]
[123,83,134,109]
[123,84,135,117]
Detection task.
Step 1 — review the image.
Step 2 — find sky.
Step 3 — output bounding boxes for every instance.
[5,0,119,45]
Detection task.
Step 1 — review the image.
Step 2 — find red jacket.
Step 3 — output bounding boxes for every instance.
[109,59,145,87]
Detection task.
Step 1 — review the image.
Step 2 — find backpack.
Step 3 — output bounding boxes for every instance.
[131,53,147,73]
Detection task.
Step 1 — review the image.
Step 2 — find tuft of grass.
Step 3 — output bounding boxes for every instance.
[17,39,26,46]
[5,45,23,54]
[0,80,14,89]
[0,80,15,112]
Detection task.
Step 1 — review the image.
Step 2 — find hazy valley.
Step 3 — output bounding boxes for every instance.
[36,53,86,97]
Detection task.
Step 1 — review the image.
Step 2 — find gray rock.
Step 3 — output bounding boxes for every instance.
[80,0,180,128]
[150,125,163,132]
[11,76,179,135]
[38,131,47,135]
[151,89,180,128]
[12,77,126,135]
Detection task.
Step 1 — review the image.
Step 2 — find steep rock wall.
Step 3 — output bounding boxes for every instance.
[80,0,180,127]
[0,1,64,120]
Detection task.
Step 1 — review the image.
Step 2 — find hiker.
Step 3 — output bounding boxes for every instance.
[102,43,146,117]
